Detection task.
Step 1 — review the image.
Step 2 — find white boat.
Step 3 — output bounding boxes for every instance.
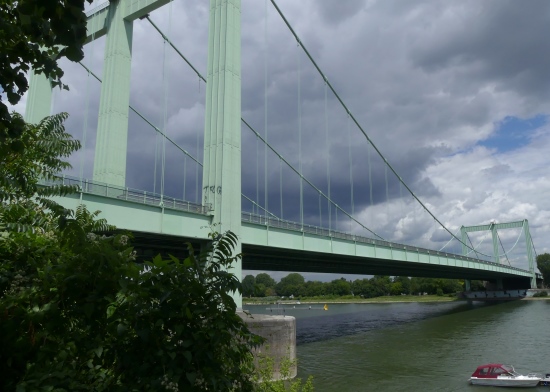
[469,364,541,388]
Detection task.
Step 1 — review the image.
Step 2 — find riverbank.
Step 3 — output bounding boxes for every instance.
[243,295,459,305]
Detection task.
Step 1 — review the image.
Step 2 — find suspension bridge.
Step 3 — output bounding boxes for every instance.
[25,0,540,307]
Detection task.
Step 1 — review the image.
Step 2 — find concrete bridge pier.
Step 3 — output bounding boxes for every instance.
[239,312,297,380]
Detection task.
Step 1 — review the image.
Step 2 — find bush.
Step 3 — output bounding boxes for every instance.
[533,291,548,297]
[1,222,262,391]
[1,114,263,390]
[253,347,313,392]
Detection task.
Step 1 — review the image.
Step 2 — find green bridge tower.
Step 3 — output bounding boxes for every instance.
[25,0,244,307]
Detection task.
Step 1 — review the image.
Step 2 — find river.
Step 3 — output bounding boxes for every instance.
[244,300,550,391]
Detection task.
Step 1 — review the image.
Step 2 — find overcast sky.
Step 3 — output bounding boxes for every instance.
[11,0,550,282]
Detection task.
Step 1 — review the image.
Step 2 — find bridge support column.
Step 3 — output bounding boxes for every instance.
[24,71,52,124]
[524,220,537,288]
[93,0,133,187]
[461,227,474,292]
[491,223,499,264]
[202,0,242,307]
[496,278,503,290]
[460,226,468,256]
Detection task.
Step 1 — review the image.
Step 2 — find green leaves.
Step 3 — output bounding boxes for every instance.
[0,110,263,390]
[536,253,550,287]
[0,112,81,217]
[1,0,93,138]
[1,227,263,390]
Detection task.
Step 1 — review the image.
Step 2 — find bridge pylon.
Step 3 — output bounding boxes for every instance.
[460,219,536,289]
[25,0,170,187]
[202,0,243,307]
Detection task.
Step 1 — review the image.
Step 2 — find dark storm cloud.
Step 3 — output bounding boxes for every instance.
[14,0,550,261]
[410,0,550,104]
[313,0,367,26]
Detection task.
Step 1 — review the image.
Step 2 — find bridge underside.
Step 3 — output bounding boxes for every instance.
[242,244,531,287]
[48,189,535,289]
[127,231,532,289]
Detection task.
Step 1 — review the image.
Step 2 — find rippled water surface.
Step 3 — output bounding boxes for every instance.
[244,300,550,392]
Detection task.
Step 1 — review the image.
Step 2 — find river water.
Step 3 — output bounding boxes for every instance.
[244,300,550,392]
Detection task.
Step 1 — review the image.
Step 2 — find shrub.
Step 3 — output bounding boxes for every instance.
[253,347,313,392]
[533,291,548,298]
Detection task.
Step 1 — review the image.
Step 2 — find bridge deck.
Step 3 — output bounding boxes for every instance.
[46,176,537,282]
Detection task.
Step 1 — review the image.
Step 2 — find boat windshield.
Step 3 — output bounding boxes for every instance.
[501,365,519,376]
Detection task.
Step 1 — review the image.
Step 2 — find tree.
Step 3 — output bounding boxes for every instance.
[537,253,550,287]
[0,115,263,390]
[470,280,486,291]
[276,273,305,297]
[304,281,326,297]
[393,276,411,295]
[390,282,404,296]
[1,0,93,142]
[370,275,391,296]
[256,273,276,289]
[328,278,351,296]
[242,274,256,297]
[1,112,79,202]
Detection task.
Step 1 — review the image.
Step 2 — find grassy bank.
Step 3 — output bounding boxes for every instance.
[243,294,459,305]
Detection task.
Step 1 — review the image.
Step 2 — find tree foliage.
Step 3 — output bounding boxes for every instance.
[256,273,276,289]
[243,274,256,297]
[276,273,305,297]
[1,222,262,390]
[536,253,550,287]
[0,114,265,390]
[1,112,80,201]
[0,0,92,143]
[253,273,465,299]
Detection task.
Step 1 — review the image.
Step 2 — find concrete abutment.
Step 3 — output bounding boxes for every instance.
[239,312,297,380]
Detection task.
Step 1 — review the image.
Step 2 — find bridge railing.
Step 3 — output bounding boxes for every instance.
[42,175,211,215]
[241,212,528,272]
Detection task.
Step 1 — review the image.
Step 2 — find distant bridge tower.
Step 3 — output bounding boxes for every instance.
[461,220,536,289]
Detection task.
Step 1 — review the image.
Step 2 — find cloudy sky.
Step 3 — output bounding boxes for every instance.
[11,0,550,281]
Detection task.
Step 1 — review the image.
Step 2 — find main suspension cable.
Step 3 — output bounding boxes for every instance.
[141,15,384,239]
[269,0,484,256]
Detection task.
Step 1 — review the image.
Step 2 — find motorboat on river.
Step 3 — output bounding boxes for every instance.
[540,373,550,386]
[469,364,541,387]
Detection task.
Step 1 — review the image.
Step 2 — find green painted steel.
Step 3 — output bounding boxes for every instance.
[24,70,52,124]
[93,0,134,186]
[48,180,538,287]
[491,224,499,264]
[25,0,170,186]
[523,222,536,288]
[85,0,171,42]
[202,0,243,307]
[51,188,535,282]
[27,1,540,293]
[84,3,110,41]
[460,220,536,288]
[241,221,534,280]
